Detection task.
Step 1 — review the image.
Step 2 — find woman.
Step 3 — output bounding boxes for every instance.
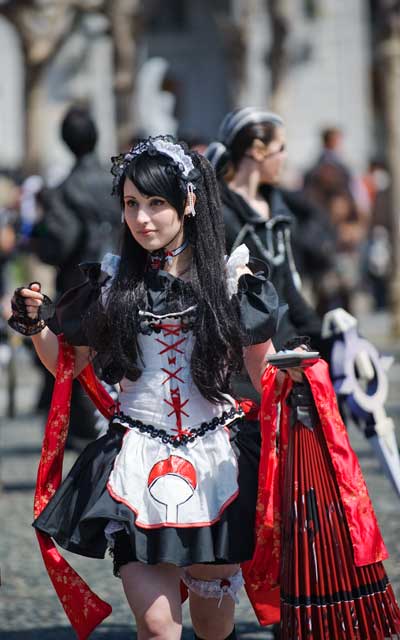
[8,136,282,640]
[206,107,322,355]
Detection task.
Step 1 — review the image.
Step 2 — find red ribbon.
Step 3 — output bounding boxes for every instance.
[34,336,115,639]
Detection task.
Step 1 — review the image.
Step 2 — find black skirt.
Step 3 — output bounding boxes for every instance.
[33,419,260,567]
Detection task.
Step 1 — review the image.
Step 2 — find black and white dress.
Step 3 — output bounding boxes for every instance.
[33,247,280,569]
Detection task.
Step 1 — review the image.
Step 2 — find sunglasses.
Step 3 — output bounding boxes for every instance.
[264,144,286,159]
[244,143,286,162]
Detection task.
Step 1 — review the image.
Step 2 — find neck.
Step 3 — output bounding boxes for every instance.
[164,244,193,279]
[228,160,261,200]
[148,236,193,278]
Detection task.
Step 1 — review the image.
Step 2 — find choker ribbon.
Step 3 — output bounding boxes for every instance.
[149,240,189,270]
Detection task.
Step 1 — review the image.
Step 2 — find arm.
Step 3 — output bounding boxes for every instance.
[32,327,92,378]
[31,326,59,376]
[243,339,276,394]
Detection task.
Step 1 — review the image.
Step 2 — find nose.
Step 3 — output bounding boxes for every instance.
[136,206,151,225]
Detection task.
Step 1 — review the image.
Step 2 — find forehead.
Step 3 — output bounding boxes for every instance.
[266,125,286,147]
[123,178,150,199]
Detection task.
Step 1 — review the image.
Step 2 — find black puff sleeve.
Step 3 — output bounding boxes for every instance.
[235,265,286,345]
[47,263,110,346]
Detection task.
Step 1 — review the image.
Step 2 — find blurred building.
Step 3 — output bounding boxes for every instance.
[0,0,372,178]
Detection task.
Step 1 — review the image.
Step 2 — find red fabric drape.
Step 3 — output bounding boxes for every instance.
[305,361,388,566]
[34,336,115,639]
[242,359,388,626]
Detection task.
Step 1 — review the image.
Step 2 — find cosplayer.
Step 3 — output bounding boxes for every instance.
[9,136,281,640]
[8,136,400,640]
[205,107,322,359]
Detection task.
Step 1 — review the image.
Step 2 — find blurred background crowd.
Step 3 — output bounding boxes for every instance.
[1,0,400,447]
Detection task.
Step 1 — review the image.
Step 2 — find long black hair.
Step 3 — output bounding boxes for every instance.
[86,144,244,403]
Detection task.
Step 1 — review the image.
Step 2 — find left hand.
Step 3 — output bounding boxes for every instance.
[280,346,308,384]
[275,366,303,393]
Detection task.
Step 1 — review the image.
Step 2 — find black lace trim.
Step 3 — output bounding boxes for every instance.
[137,311,196,336]
[110,406,243,447]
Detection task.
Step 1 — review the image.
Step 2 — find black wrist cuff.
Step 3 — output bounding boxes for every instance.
[8,288,53,337]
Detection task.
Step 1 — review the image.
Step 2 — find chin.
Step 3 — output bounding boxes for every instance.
[135,236,163,251]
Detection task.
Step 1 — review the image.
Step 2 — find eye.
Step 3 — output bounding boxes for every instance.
[150,198,166,207]
[125,199,138,208]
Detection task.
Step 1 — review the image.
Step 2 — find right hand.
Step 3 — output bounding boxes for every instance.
[15,282,44,321]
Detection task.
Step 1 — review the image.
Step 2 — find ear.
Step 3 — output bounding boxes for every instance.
[250,139,267,163]
[184,191,197,217]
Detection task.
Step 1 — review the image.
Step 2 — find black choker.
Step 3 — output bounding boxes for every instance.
[149,240,189,270]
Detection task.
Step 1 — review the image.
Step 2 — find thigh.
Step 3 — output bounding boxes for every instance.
[120,561,183,628]
[187,563,240,581]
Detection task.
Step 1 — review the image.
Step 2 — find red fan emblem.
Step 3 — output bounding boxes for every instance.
[148,456,197,523]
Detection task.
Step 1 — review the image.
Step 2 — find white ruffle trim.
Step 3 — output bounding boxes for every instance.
[100,253,120,305]
[225,244,250,297]
[104,519,127,548]
[101,252,121,278]
[182,568,243,607]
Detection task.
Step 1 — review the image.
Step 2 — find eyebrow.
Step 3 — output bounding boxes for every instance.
[123,193,154,200]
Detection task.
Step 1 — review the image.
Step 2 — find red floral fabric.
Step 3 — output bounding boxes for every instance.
[34,336,114,639]
[242,359,388,626]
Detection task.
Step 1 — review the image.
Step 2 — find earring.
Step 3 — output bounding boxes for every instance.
[186,182,196,217]
[121,209,124,223]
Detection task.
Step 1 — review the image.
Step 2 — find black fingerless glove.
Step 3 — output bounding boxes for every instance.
[283,335,312,351]
[8,283,54,336]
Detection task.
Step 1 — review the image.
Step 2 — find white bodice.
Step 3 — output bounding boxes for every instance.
[117,309,235,435]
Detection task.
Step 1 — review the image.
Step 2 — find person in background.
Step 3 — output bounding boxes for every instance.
[30,105,121,448]
[303,126,352,208]
[31,105,120,292]
[361,158,392,309]
[206,107,324,401]
[0,176,19,355]
[303,126,370,315]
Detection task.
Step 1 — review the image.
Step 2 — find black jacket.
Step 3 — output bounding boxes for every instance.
[31,153,120,294]
[221,181,322,351]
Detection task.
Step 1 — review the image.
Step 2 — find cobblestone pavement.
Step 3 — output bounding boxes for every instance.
[0,311,399,639]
